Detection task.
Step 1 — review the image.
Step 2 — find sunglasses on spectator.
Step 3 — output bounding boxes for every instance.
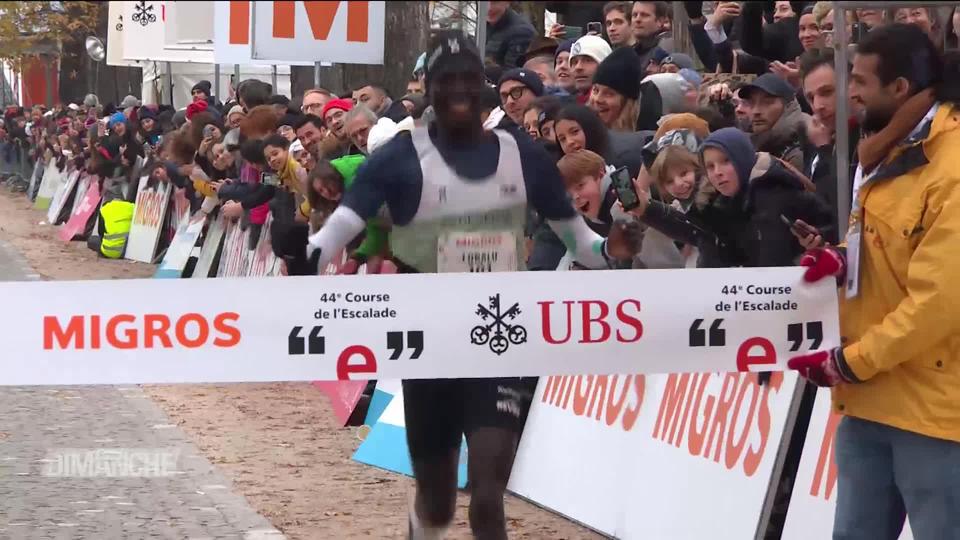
[499,86,527,102]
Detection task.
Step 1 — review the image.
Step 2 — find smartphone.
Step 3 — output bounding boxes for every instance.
[611,166,640,211]
[781,214,818,236]
[564,25,583,40]
[586,21,603,35]
[203,124,216,138]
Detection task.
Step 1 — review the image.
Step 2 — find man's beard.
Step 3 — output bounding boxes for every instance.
[859,105,895,134]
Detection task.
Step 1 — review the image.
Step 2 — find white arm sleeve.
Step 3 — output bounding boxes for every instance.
[546,217,611,270]
[307,206,367,273]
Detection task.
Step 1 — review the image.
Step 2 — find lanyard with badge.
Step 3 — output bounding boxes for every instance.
[844,165,870,299]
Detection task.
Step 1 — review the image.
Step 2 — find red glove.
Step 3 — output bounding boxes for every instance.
[800,246,846,284]
[787,348,856,387]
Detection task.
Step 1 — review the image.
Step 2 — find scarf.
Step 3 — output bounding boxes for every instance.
[857,88,936,174]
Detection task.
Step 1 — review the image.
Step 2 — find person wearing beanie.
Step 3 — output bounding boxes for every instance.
[654,112,710,141]
[570,35,613,101]
[636,73,693,131]
[320,98,354,157]
[660,53,695,73]
[554,38,576,93]
[226,105,246,130]
[191,80,213,102]
[83,93,99,109]
[497,68,544,126]
[588,46,642,131]
[627,126,831,269]
[119,95,140,110]
[137,106,162,147]
[304,29,639,540]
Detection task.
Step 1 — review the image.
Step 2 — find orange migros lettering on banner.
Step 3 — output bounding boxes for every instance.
[652,372,783,477]
[810,411,841,500]
[43,313,242,350]
[132,190,166,227]
[271,1,369,42]
[540,374,646,431]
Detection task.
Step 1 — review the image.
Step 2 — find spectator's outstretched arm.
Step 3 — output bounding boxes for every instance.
[307,206,366,271]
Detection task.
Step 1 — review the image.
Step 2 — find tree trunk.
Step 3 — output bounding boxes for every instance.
[291,1,429,101]
[514,1,546,36]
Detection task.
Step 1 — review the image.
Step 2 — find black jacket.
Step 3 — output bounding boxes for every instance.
[485,9,535,68]
[640,153,833,268]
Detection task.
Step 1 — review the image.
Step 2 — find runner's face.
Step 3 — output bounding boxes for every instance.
[431,70,485,135]
[555,119,587,155]
[568,173,603,219]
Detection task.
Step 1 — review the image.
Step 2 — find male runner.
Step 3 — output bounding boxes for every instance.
[307,31,637,539]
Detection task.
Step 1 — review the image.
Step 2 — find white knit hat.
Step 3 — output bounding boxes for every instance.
[570,35,612,64]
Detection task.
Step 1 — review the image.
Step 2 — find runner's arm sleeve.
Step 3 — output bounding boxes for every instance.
[306,206,367,271]
[514,133,612,269]
[545,217,612,270]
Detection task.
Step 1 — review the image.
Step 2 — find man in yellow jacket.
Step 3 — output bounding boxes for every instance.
[789,24,960,540]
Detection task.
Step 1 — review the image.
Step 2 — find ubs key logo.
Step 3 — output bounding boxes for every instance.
[470,294,527,356]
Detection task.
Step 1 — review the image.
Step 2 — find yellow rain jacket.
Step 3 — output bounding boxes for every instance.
[835,103,960,442]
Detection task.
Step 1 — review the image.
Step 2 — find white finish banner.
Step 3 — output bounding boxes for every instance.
[251,1,385,64]
[0,267,839,385]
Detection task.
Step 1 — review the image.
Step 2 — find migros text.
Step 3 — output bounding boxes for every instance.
[43,313,241,350]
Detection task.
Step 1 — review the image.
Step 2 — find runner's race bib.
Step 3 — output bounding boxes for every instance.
[437,231,518,273]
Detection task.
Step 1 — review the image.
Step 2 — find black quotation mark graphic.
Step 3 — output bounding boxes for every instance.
[689,318,726,347]
[288,326,325,355]
[387,331,424,360]
[788,321,823,352]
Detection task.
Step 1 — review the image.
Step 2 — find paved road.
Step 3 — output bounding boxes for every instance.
[0,240,286,539]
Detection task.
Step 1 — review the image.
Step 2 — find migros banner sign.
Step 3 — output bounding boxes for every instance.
[243,1,385,64]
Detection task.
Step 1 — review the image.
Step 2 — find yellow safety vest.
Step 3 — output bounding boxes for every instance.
[99,200,135,259]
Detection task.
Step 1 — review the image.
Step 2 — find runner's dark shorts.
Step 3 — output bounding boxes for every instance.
[402,377,538,460]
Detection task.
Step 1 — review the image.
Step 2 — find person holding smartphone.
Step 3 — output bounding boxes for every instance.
[625,127,832,269]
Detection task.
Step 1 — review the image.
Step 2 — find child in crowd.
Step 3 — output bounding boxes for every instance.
[262,134,310,224]
[556,149,642,269]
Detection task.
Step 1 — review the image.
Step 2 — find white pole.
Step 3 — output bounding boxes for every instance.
[833,6,851,234]
[476,2,489,52]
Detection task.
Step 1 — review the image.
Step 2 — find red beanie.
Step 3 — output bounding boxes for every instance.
[185,100,208,121]
[321,98,353,119]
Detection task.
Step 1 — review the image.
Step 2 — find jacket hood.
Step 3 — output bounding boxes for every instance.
[750,98,808,157]
[702,127,757,190]
[642,73,687,115]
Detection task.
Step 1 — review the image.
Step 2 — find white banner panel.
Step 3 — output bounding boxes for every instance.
[781,389,914,539]
[122,1,214,63]
[164,1,214,47]
[0,267,838,385]
[251,1,385,64]
[510,371,800,538]
[107,1,141,67]
[125,176,170,264]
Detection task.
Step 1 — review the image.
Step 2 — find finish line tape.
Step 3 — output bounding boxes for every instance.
[0,267,839,385]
